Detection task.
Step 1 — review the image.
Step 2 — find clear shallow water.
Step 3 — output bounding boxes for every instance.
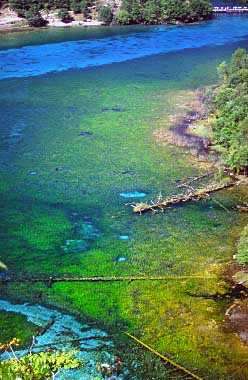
[0,15,248,79]
[1,16,248,380]
[0,300,115,380]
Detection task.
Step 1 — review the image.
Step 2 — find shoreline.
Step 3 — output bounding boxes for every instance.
[0,19,104,35]
[157,89,248,345]
[154,90,218,164]
[0,8,212,35]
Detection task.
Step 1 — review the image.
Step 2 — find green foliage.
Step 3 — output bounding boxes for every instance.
[57,7,72,21]
[8,0,83,16]
[143,0,162,24]
[6,0,211,24]
[213,49,248,173]
[70,0,87,13]
[52,0,70,9]
[97,5,113,25]
[0,339,81,380]
[117,0,212,25]
[237,224,248,264]
[0,312,37,348]
[8,0,33,17]
[25,8,48,26]
[116,9,131,24]
[0,261,7,270]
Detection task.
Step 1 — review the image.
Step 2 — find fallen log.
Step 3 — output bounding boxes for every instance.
[177,171,215,188]
[1,275,217,284]
[132,181,238,214]
[36,318,55,337]
[236,205,248,212]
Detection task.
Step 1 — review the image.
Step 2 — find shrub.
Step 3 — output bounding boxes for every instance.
[212,49,248,174]
[0,339,82,380]
[98,5,113,24]
[237,224,248,264]
[57,8,73,22]
[25,9,48,27]
[116,9,131,24]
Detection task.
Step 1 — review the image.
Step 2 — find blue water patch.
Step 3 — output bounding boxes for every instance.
[120,191,147,198]
[119,235,129,240]
[115,255,127,262]
[1,15,248,79]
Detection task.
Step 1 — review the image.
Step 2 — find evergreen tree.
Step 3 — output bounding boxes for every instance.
[213,49,248,174]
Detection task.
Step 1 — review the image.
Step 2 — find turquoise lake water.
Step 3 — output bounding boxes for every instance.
[1,13,248,380]
[1,16,248,78]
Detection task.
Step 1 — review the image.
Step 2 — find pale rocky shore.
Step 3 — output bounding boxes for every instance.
[0,7,103,33]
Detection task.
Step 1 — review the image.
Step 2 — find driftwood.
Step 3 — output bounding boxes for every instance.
[131,181,237,214]
[1,275,217,285]
[36,318,55,337]
[236,205,248,212]
[177,171,214,188]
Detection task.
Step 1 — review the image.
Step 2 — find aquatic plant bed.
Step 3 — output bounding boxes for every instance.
[1,20,248,380]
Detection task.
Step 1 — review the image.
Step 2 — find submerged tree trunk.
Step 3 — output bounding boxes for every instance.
[131,181,239,214]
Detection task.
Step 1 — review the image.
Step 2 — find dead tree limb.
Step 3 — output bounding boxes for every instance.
[132,181,237,214]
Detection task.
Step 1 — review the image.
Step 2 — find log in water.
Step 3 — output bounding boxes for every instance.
[132,181,239,214]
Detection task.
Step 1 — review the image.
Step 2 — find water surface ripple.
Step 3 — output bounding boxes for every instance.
[0,15,248,79]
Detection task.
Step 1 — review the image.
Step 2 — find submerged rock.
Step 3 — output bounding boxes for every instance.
[55,167,64,172]
[61,239,89,253]
[119,191,147,198]
[121,169,135,175]
[111,107,125,112]
[62,219,101,254]
[0,270,10,280]
[225,300,248,344]
[79,131,93,137]
[101,107,125,113]
[78,221,101,240]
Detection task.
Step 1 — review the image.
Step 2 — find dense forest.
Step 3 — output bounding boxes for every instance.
[210,49,248,265]
[1,0,213,25]
[117,0,212,24]
[212,48,248,174]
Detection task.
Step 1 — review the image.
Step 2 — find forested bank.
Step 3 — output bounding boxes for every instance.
[209,49,248,264]
[115,0,212,25]
[211,48,248,175]
[0,0,212,27]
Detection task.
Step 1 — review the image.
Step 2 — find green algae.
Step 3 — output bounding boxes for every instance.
[0,311,38,348]
[1,39,248,379]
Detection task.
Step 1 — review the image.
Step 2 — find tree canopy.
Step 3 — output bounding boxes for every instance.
[5,0,212,25]
[7,0,94,20]
[117,0,212,24]
[212,48,248,174]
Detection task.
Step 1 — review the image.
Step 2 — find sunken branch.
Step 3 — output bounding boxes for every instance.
[131,181,239,214]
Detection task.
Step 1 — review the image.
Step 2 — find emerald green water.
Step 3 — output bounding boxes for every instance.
[1,24,248,378]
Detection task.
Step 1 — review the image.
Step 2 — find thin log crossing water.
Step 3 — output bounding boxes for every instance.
[0,275,217,285]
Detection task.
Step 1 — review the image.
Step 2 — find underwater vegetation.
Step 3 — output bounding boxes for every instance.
[1,25,248,379]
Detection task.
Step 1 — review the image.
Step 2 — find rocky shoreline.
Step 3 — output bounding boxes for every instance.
[0,7,104,34]
[154,91,218,163]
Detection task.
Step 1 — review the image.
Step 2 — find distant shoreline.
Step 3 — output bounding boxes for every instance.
[0,19,104,35]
